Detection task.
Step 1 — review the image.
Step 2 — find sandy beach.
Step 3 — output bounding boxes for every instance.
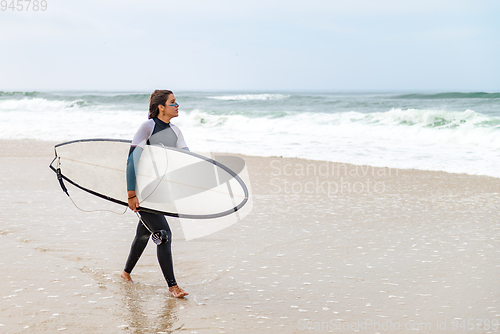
[1,139,500,333]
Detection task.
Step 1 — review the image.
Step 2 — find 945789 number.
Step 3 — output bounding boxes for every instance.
[1,0,47,11]
[452,319,499,331]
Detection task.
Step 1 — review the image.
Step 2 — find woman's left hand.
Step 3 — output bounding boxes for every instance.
[128,191,139,212]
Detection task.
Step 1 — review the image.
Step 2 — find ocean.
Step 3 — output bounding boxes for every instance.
[1,90,499,177]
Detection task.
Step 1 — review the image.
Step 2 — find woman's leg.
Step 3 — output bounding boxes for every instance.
[122,221,151,281]
[122,212,187,296]
[137,212,177,287]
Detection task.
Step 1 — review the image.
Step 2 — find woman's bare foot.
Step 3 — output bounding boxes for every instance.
[169,285,188,298]
[121,270,133,283]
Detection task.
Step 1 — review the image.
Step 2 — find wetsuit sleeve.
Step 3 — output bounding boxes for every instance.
[126,120,155,191]
[171,124,189,151]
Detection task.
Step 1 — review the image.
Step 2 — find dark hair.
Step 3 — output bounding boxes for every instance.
[148,90,173,119]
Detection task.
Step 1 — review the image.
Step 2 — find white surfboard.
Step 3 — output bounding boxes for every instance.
[49,139,249,219]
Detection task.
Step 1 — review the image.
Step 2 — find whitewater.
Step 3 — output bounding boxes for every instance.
[1,91,499,177]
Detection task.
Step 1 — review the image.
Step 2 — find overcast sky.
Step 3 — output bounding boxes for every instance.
[1,0,499,91]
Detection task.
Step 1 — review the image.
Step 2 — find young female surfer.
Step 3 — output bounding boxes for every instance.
[121,89,189,298]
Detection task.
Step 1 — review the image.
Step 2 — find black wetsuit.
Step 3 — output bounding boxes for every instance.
[123,117,189,287]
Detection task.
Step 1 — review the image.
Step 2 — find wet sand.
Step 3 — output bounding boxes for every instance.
[1,139,500,333]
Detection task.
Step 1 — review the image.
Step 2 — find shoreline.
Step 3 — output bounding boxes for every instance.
[1,139,500,333]
[3,138,499,180]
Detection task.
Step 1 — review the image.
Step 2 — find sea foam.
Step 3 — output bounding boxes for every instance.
[207,94,290,101]
[1,91,499,177]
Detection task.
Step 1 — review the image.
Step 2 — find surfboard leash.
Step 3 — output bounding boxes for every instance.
[55,161,163,245]
[55,157,69,197]
[55,157,128,215]
[134,212,169,246]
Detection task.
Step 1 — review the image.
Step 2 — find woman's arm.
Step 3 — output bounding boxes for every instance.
[126,119,155,211]
[126,146,143,211]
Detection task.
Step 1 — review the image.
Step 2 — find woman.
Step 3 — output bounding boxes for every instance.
[120,89,189,298]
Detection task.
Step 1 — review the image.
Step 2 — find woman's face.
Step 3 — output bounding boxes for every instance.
[159,94,179,121]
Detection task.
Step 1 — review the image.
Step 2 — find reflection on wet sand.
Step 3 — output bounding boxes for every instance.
[122,283,187,333]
